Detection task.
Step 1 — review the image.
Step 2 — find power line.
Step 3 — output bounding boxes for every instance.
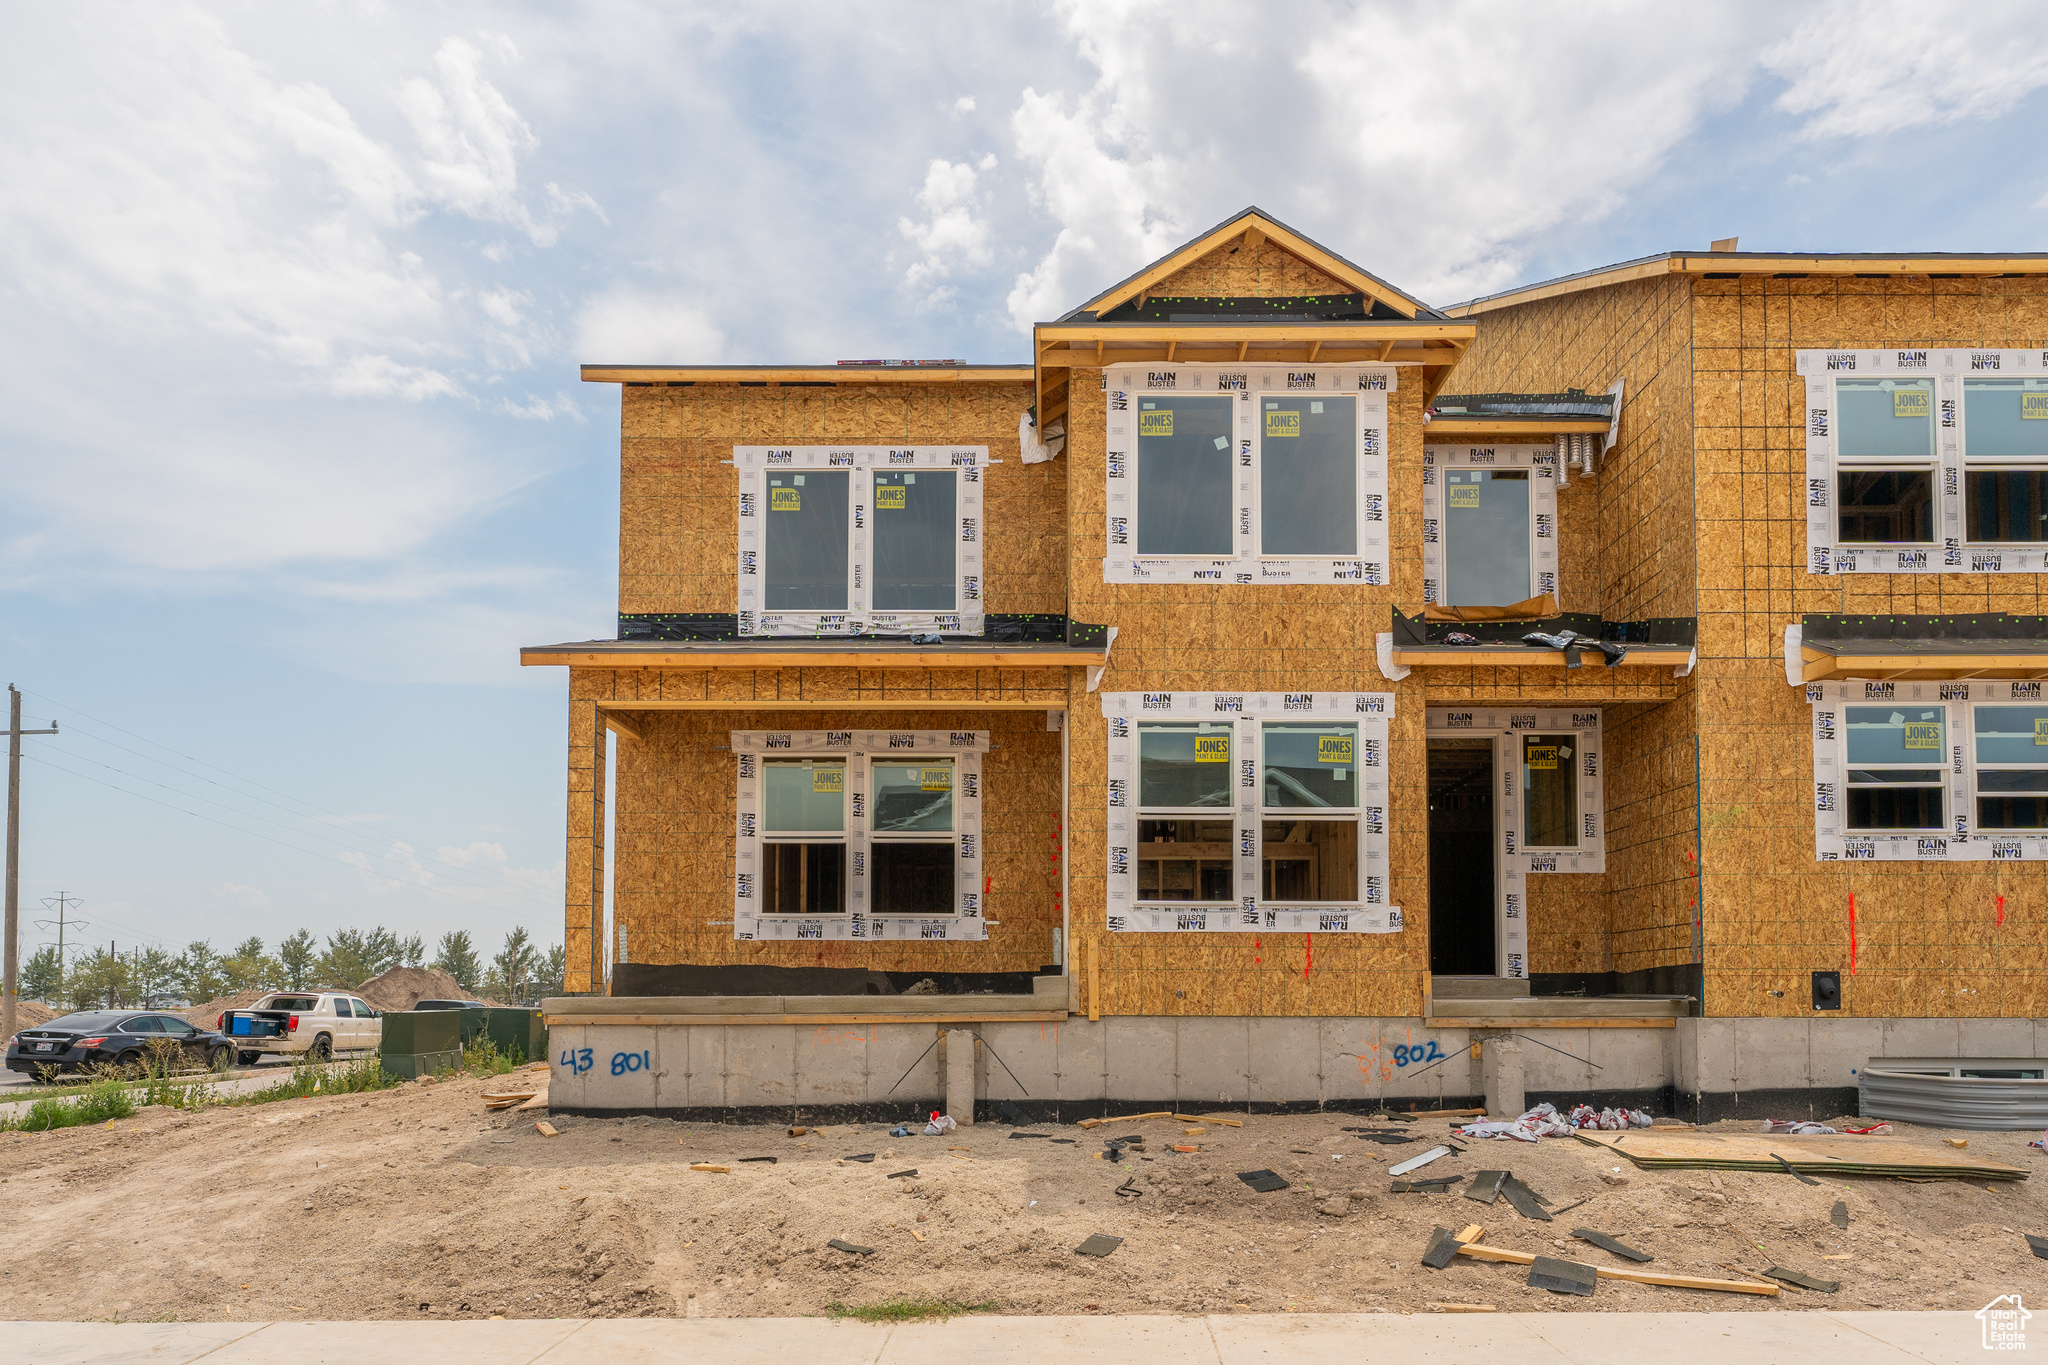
[36,743,554,907]
[22,752,558,915]
[22,689,554,900]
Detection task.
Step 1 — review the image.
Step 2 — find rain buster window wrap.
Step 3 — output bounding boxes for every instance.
[1808,679,2048,860]
[731,730,988,941]
[1102,364,1393,585]
[1100,691,1398,934]
[1420,446,1559,607]
[1800,349,2048,574]
[734,446,987,636]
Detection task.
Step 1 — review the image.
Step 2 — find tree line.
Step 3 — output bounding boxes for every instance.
[21,927,565,1012]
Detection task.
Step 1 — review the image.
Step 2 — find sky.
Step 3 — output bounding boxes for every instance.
[3,0,2047,968]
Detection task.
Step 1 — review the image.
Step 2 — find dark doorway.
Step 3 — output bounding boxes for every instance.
[1427,739,1495,976]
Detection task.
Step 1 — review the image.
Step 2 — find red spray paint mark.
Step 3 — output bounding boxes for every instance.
[1997,893,2006,926]
[1303,933,1313,981]
[1848,892,1858,975]
[1253,936,1262,966]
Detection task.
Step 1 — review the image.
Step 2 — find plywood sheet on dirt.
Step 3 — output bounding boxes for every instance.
[1575,1130,2028,1181]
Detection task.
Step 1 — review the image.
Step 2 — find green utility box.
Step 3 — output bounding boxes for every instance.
[484,1007,546,1063]
[378,1010,463,1079]
[446,1006,488,1044]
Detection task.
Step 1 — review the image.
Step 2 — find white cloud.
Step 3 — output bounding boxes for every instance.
[900,156,997,306]
[396,36,550,242]
[1765,2,2048,140]
[953,96,977,115]
[211,882,271,910]
[496,392,585,422]
[574,288,726,362]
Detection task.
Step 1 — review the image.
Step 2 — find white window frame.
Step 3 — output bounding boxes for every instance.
[734,445,987,636]
[1103,364,1392,585]
[1800,348,2048,574]
[1420,445,1559,607]
[1809,679,2048,860]
[1255,719,1365,911]
[731,729,988,941]
[1425,707,1605,981]
[1101,691,1399,934]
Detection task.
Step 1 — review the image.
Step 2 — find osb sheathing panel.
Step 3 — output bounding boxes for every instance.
[1062,382,1431,1020]
[1145,237,1352,300]
[1447,276,1703,984]
[616,381,1063,617]
[610,707,1062,978]
[1690,276,2048,1018]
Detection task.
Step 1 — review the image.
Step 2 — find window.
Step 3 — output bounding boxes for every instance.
[121,1016,162,1033]
[1965,379,2048,544]
[1835,378,1936,545]
[763,469,850,609]
[870,758,956,915]
[1843,705,1945,831]
[351,999,374,1017]
[1103,365,1392,586]
[1521,734,1579,849]
[1260,723,1359,904]
[159,1016,197,1036]
[1422,447,1558,608]
[1136,396,1234,555]
[734,446,986,637]
[761,757,848,915]
[1136,723,1234,904]
[1973,705,2048,828]
[333,998,354,1018]
[1260,397,1357,555]
[732,731,987,941]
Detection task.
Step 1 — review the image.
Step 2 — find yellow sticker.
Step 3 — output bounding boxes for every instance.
[1139,410,1174,437]
[2034,717,2048,745]
[1893,389,1930,419]
[876,486,907,509]
[1193,735,1230,763]
[771,487,801,512]
[812,768,844,793]
[1903,722,1940,749]
[2023,393,2048,421]
[1265,410,1300,437]
[1526,744,1560,770]
[920,767,953,792]
[1317,735,1354,764]
[1449,486,1480,507]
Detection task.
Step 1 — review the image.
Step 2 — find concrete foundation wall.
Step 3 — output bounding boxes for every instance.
[548,1013,2048,1124]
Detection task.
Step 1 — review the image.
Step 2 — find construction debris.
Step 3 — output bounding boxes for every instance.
[738,1156,776,1164]
[1499,1175,1551,1221]
[843,1153,876,1163]
[1236,1169,1289,1193]
[1421,1224,1483,1268]
[886,1169,918,1179]
[1387,1146,1452,1176]
[1761,1119,1837,1135]
[1427,1302,1497,1312]
[1527,1255,1597,1296]
[689,1163,729,1173]
[788,1126,808,1137]
[826,1239,875,1256]
[1464,1170,1508,1205]
[1074,1234,1123,1257]
[1575,1130,2029,1182]
[1076,1112,1172,1129]
[2025,1233,2048,1260]
[1114,1177,1143,1198]
[481,1089,540,1111]
[1453,1233,1780,1296]
[1830,1201,1850,1229]
[1764,1266,1841,1293]
[1570,1228,1652,1262]
[533,1121,558,1138]
[1771,1153,1823,1186]
[1392,1175,1465,1193]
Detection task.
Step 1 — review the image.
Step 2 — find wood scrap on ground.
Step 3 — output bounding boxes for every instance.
[533,1121,558,1138]
[1076,1112,1172,1128]
[689,1163,729,1173]
[1175,1114,1244,1126]
[1427,1302,1497,1312]
[1452,1234,1780,1295]
[1574,1130,2029,1182]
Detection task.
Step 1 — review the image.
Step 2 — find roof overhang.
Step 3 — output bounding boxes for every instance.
[1445,251,2048,318]
[1391,643,1696,671]
[1425,417,1611,438]
[580,364,1033,386]
[1791,615,2048,682]
[522,640,1108,670]
[1032,319,1475,429]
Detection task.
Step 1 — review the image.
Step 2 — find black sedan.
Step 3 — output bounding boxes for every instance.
[6,1010,234,1075]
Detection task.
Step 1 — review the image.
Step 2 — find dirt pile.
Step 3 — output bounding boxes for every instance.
[357,966,494,1012]
[10,1000,58,1028]
[180,988,274,1029]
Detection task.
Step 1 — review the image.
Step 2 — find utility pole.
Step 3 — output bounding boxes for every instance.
[34,892,86,1006]
[5,685,59,1046]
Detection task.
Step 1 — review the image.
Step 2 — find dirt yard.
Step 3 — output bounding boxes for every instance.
[2,1073,2043,1320]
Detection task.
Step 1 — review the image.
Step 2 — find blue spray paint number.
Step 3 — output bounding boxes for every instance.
[610,1049,651,1077]
[560,1047,594,1075]
[1392,1040,1444,1067]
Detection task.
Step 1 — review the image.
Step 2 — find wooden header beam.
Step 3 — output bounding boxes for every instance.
[1426,418,1612,437]
[524,646,1107,670]
[580,365,1033,386]
[1800,647,2048,682]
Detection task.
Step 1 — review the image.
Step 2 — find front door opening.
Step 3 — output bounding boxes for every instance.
[1427,739,1495,975]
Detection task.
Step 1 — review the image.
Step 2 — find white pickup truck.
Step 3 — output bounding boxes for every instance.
[217,991,383,1066]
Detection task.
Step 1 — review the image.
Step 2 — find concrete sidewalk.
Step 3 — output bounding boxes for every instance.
[1,1311,1993,1364]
